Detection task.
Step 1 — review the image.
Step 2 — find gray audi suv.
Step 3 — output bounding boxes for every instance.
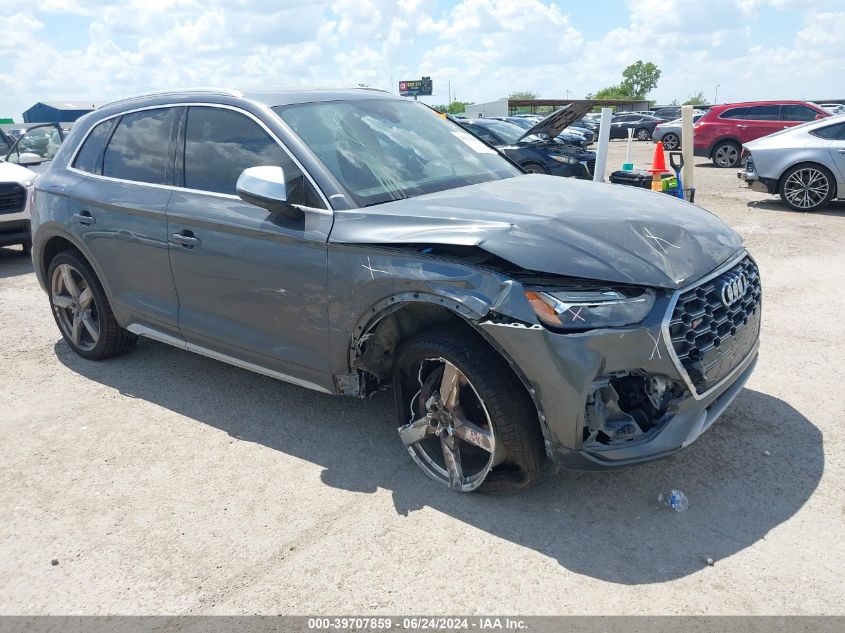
[31,88,762,492]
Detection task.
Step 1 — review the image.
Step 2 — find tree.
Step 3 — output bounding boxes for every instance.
[620,60,661,99]
[586,84,633,100]
[432,101,473,114]
[508,90,538,100]
[683,92,710,106]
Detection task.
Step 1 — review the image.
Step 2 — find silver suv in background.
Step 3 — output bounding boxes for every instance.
[32,89,761,492]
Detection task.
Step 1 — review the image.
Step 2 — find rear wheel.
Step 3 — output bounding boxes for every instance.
[712,140,741,168]
[779,163,835,212]
[636,127,650,141]
[661,133,680,150]
[394,330,544,492]
[48,251,137,360]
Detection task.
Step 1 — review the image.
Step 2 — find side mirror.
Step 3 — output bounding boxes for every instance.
[236,166,302,220]
[17,152,43,166]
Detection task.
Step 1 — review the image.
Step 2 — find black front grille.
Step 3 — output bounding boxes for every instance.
[668,257,761,394]
[0,183,27,215]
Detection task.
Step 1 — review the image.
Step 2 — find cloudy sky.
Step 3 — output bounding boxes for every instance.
[1,0,842,120]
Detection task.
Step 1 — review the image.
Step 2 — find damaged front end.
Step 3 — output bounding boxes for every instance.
[584,373,685,446]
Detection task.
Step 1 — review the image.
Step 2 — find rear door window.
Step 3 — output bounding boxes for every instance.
[783,105,819,122]
[72,120,115,174]
[183,106,324,208]
[103,108,176,185]
[744,105,780,121]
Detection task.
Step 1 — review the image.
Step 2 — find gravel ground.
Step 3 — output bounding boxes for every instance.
[1,141,843,615]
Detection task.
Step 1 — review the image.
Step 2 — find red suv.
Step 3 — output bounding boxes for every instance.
[694,100,829,167]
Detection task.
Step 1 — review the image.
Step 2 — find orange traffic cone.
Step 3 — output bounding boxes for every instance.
[648,141,668,191]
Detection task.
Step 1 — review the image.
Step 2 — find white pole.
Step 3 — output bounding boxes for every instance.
[626,127,634,164]
[593,107,613,183]
[681,104,694,194]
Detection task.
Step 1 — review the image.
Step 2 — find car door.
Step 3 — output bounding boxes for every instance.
[782,104,824,131]
[4,124,65,174]
[67,107,181,335]
[816,122,845,184]
[741,105,782,142]
[166,105,333,388]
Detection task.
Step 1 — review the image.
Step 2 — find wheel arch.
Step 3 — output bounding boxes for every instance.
[348,294,547,439]
[709,136,743,158]
[776,160,839,199]
[38,230,120,321]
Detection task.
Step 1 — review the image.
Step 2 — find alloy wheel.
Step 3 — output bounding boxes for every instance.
[397,358,498,491]
[714,144,739,167]
[662,133,679,150]
[637,128,650,141]
[783,168,830,210]
[51,263,100,351]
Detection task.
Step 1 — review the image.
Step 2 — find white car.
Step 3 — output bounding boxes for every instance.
[741,114,845,212]
[0,161,38,255]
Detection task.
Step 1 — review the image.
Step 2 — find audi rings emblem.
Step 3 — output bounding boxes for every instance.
[720,273,749,307]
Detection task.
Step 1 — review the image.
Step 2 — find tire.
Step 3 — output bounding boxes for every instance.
[393,329,545,493]
[636,127,650,141]
[47,250,137,360]
[778,163,836,212]
[661,133,680,150]
[711,140,741,168]
[522,162,548,175]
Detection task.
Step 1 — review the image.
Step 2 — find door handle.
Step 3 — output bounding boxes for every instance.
[837,149,845,154]
[737,125,748,129]
[172,231,201,248]
[72,210,96,226]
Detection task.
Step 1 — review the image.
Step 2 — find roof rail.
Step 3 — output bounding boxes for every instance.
[99,87,243,109]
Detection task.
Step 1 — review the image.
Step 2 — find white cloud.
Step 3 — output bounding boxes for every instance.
[0,0,842,121]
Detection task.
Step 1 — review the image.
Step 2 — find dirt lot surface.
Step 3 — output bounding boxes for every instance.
[1,141,843,615]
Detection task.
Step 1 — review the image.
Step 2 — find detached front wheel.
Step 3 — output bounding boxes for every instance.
[394,330,544,492]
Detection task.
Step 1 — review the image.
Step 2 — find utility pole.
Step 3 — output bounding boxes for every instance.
[714,83,720,105]
[448,80,451,105]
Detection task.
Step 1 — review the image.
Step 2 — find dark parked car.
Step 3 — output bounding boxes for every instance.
[460,116,595,178]
[492,116,593,147]
[652,107,682,120]
[610,114,666,141]
[0,129,14,155]
[31,88,761,493]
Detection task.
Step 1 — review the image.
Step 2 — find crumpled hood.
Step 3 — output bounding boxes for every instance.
[329,174,743,289]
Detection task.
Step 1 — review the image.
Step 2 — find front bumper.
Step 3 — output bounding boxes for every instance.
[550,160,591,180]
[479,253,761,469]
[0,218,31,246]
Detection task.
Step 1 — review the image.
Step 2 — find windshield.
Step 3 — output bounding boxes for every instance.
[274,99,520,207]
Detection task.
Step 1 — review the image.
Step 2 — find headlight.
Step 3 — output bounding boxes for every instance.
[550,155,579,165]
[524,288,655,330]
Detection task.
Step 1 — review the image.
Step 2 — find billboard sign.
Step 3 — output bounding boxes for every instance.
[399,76,433,97]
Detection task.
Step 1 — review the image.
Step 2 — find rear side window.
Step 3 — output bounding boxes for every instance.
[811,122,845,140]
[183,106,324,207]
[72,120,114,174]
[103,108,176,185]
[783,105,819,122]
[744,105,780,121]
[719,108,747,120]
